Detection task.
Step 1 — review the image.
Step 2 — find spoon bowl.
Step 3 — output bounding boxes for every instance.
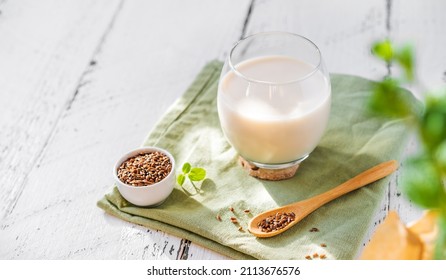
[248,160,399,238]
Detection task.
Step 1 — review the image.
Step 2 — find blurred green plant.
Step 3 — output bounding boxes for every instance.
[370,39,446,259]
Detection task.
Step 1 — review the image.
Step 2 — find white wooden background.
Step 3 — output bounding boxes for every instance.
[0,0,445,260]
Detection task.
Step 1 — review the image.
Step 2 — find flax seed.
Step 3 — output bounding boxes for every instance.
[244,209,250,213]
[313,253,319,258]
[305,255,312,260]
[320,254,326,259]
[320,243,327,247]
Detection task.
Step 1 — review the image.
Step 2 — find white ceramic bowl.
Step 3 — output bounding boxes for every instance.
[113,146,175,207]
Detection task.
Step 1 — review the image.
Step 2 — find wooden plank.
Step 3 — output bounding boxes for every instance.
[391,0,446,92]
[357,135,420,257]
[2,0,441,261]
[0,0,250,260]
[0,0,123,219]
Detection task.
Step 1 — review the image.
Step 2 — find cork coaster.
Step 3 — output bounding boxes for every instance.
[238,156,299,181]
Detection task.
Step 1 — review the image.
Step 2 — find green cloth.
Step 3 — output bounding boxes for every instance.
[97,60,418,260]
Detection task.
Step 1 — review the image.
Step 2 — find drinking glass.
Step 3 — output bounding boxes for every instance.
[217,32,331,171]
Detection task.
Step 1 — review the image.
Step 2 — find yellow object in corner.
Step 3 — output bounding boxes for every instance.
[408,211,439,260]
[361,211,422,259]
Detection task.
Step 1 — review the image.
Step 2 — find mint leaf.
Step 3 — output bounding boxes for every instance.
[177,162,207,189]
[372,40,393,62]
[188,167,206,181]
[182,162,191,174]
[177,174,185,186]
[401,156,445,209]
[435,142,446,173]
[369,78,412,119]
[395,45,415,82]
[435,216,446,259]
[421,95,446,151]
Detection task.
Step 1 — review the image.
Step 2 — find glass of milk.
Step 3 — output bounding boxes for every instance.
[217,32,331,171]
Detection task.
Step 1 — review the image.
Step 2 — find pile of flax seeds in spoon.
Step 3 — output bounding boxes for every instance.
[257,212,296,232]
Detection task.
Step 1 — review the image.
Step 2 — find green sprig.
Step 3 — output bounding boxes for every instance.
[177,162,206,192]
[370,39,446,259]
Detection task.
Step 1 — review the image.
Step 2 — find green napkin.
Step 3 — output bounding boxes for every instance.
[97,60,418,260]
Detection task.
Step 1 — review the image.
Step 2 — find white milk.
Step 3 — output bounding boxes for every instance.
[217,55,331,164]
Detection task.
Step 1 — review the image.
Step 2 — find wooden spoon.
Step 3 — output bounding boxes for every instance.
[248,160,399,238]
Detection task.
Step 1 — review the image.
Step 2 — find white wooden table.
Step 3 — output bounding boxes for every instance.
[1,0,445,260]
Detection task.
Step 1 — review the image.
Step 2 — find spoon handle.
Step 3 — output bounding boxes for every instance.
[299,160,398,211]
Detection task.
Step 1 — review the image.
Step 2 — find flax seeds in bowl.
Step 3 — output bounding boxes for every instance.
[117,151,172,187]
[113,147,176,207]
